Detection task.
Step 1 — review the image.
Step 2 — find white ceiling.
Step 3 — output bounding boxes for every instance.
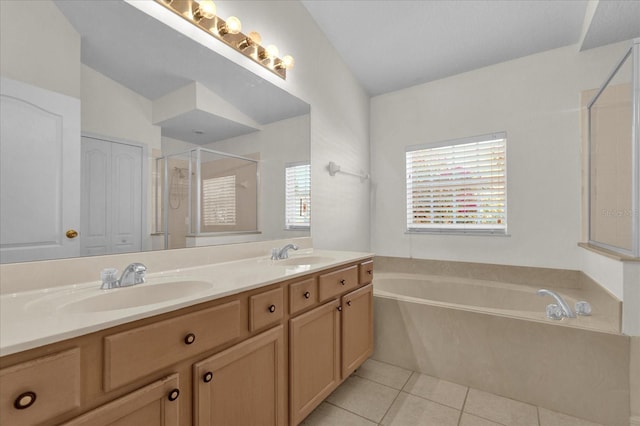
[302,0,640,96]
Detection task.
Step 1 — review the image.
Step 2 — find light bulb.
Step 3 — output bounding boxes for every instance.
[265,44,279,59]
[226,16,242,34]
[193,0,216,21]
[238,31,262,50]
[281,55,295,69]
[248,31,262,44]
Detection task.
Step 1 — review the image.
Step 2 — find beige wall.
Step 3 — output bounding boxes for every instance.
[81,65,161,151]
[370,41,630,272]
[632,337,640,423]
[0,0,80,99]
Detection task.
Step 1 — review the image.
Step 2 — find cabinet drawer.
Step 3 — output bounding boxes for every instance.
[105,300,241,391]
[0,348,81,426]
[359,260,374,284]
[318,265,358,302]
[60,374,179,426]
[289,278,317,316]
[249,287,284,332]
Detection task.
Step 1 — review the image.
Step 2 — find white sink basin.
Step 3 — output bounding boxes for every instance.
[61,280,213,313]
[276,256,335,266]
[24,280,214,314]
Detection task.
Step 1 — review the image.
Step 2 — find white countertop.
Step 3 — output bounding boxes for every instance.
[0,249,373,357]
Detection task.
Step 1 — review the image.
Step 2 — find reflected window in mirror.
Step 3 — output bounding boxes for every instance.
[285,163,311,230]
[203,176,237,226]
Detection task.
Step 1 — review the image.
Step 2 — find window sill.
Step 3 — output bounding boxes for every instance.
[406,230,510,237]
[578,242,640,262]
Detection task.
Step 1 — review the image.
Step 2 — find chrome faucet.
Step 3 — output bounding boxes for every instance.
[271,244,299,260]
[100,263,147,289]
[537,289,576,318]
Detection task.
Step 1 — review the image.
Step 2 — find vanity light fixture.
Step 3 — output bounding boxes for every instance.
[155,0,294,79]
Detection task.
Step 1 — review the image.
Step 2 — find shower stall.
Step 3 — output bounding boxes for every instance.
[587,38,640,257]
[155,147,259,249]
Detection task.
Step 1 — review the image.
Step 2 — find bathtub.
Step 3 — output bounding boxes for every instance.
[372,271,629,426]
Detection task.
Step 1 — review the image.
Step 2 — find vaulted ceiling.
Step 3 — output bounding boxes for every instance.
[302,0,640,95]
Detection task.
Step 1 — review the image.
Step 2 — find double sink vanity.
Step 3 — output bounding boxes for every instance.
[0,246,374,425]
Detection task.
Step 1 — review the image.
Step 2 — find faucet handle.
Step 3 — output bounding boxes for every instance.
[100,268,119,290]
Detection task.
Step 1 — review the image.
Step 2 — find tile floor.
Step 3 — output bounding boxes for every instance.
[301,359,604,426]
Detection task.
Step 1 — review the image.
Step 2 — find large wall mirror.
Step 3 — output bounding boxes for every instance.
[0,0,310,264]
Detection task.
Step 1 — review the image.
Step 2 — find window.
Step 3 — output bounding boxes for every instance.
[406,133,507,234]
[203,175,236,226]
[285,163,311,229]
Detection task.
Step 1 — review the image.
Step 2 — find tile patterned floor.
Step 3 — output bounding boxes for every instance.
[301,359,604,426]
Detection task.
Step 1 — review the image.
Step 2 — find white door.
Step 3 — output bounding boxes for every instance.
[0,77,81,263]
[81,137,143,256]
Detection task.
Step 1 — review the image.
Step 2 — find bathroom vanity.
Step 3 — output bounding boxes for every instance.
[0,251,374,426]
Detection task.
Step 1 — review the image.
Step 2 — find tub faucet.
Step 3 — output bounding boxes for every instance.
[101,263,147,289]
[537,289,575,318]
[272,244,299,260]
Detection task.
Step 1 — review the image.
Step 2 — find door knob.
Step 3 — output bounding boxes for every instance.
[65,229,78,239]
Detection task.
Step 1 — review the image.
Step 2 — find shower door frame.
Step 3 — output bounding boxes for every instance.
[587,38,640,258]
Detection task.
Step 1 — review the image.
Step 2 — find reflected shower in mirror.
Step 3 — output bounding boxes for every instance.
[0,0,310,264]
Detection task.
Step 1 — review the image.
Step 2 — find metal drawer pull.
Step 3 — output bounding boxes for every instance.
[14,391,36,410]
[337,306,342,312]
[168,389,180,401]
[367,270,372,275]
[268,304,276,313]
[304,291,311,299]
[203,371,213,383]
[184,333,196,345]
[340,279,346,285]
[346,300,352,306]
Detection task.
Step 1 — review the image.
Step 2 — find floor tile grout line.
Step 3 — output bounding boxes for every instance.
[457,387,470,426]
[352,373,409,394]
[353,371,413,392]
[537,405,541,426]
[377,390,401,425]
[324,400,379,425]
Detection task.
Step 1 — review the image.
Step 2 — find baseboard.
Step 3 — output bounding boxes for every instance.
[630,416,640,426]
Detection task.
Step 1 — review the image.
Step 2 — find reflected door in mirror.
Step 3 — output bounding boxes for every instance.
[81,137,143,256]
[0,77,81,264]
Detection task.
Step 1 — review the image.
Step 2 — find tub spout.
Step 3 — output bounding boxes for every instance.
[537,289,575,318]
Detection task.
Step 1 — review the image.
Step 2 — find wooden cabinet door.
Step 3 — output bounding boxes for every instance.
[193,325,285,426]
[341,284,373,379]
[60,374,179,426]
[289,299,341,426]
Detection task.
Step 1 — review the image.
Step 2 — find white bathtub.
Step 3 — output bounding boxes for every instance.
[374,272,568,317]
[372,271,629,426]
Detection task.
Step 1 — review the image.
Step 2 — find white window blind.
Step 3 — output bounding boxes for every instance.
[285,163,311,229]
[203,175,236,226]
[406,133,507,234]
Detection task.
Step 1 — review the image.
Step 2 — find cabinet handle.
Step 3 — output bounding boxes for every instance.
[268,304,276,313]
[203,371,213,383]
[340,279,346,285]
[14,391,36,410]
[304,291,311,299]
[168,389,180,402]
[337,306,342,312]
[367,270,373,275]
[184,333,196,345]
[346,300,352,306]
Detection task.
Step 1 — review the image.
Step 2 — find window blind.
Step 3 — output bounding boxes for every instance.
[202,175,236,226]
[406,133,507,233]
[285,163,311,229]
